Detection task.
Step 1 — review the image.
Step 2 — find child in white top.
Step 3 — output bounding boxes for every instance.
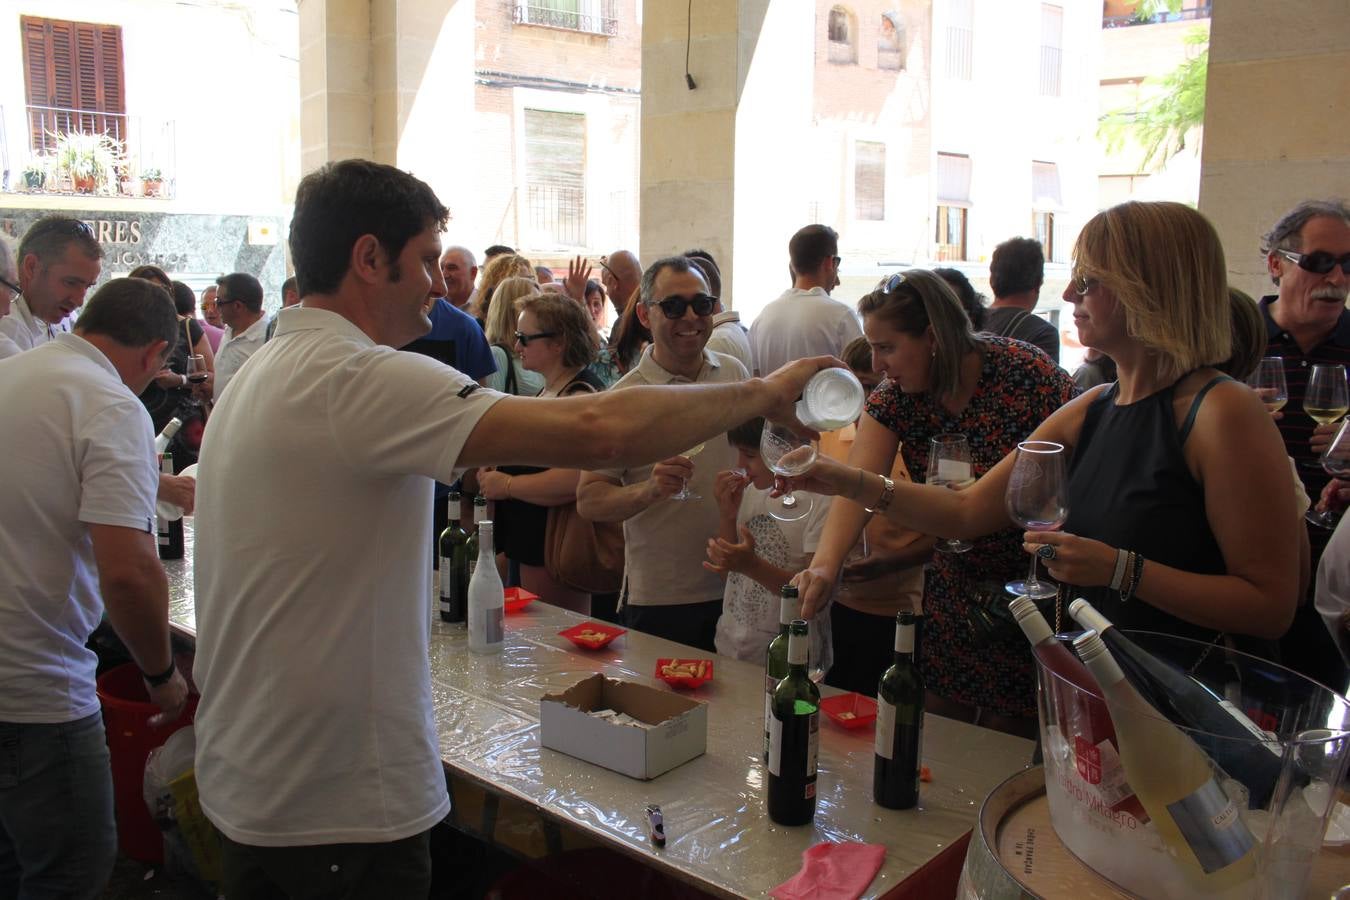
[705,418,833,675]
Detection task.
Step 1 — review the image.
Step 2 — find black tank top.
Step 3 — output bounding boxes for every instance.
[1063,376,1230,646]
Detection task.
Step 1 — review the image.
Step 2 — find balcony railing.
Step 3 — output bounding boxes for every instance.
[525,183,586,248]
[828,39,856,64]
[6,104,176,199]
[945,26,973,80]
[1103,4,1212,27]
[1039,45,1062,96]
[877,44,904,71]
[513,1,617,37]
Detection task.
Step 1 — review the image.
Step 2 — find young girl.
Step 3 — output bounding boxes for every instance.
[705,418,832,675]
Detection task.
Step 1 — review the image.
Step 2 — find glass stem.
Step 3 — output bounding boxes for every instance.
[1026,554,1039,590]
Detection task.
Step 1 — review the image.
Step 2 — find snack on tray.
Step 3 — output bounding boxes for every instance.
[577,628,610,642]
[660,659,709,680]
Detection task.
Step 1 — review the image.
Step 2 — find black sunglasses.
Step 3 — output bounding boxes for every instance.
[0,274,19,296]
[514,330,557,346]
[654,293,716,319]
[1278,249,1350,277]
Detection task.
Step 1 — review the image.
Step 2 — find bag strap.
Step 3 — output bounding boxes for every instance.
[492,344,518,395]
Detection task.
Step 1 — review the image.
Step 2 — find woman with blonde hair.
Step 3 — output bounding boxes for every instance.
[474,253,534,322]
[478,293,605,612]
[483,276,544,396]
[791,202,1298,713]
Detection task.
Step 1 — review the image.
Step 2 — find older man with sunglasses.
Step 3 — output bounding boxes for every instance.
[577,257,748,650]
[1260,199,1350,688]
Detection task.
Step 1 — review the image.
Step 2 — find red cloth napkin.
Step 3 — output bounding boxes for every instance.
[769,841,886,900]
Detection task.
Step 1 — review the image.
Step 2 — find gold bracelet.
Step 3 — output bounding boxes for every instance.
[864,474,894,514]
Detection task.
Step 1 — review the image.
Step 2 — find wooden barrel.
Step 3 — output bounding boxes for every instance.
[957,766,1350,899]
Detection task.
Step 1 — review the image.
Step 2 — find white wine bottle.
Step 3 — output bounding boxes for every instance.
[1074,631,1257,890]
[467,520,504,654]
[764,585,799,761]
[874,612,923,809]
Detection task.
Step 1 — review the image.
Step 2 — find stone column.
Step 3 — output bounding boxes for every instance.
[640,0,814,313]
[1198,0,1350,299]
[297,0,374,175]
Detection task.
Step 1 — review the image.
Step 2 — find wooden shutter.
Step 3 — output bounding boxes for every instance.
[21,16,126,153]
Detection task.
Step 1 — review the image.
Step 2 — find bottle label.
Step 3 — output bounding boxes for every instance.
[875,699,897,760]
[439,560,451,604]
[764,674,776,754]
[484,606,504,645]
[805,711,819,781]
[1165,779,1257,874]
[1218,699,1283,759]
[1073,736,1134,807]
[768,714,784,777]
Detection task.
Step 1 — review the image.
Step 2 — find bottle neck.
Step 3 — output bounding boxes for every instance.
[476,523,494,558]
[787,630,809,668]
[779,594,799,630]
[448,496,461,523]
[473,505,487,526]
[1012,608,1054,648]
[894,622,915,660]
[1075,633,1126,691]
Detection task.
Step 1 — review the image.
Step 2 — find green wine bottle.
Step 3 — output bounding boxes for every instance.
[874,612,924,809]
[768,620,819,826]
[438,490,470,624]
[764,585,799,761]
[465,494,488,577]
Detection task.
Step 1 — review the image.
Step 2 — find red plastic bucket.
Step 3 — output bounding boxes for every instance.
[96,662,199,864]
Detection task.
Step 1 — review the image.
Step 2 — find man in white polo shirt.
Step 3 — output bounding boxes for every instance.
[0,278,189,898]
[210,272,268,401]
[0,216,103,360]
[192,160,837,894]
[576,257,748,651]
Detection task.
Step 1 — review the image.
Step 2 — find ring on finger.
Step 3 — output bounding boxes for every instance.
[1036,544,1057,561]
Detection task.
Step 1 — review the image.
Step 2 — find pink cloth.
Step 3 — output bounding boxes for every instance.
[769,841,886,900]
[200,320,224,353]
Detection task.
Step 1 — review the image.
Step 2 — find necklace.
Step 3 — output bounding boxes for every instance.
[542,367,583,397]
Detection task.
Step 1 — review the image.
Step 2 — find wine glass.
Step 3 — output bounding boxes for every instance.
[927,434,974,553]
[186,354,208,386]
[670,443,705,501]
[1246,356,1288,415]
[1004,441,1068,600]
[1306,420,1350,529]
[759,423,817,522]
[1304,364,1349,428]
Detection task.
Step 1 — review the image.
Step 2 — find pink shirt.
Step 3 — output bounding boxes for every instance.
[200,320,224,353]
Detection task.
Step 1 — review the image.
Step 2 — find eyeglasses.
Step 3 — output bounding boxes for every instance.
[832,255,842,267]
[0,274,20,297]
[514,330,558,346]
[215,298,241,307]
[1278,249,1350,277]
[653,293,716,319]
[1071,274,1099,296]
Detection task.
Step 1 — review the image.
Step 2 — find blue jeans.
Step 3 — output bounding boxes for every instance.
[0,712,116,900]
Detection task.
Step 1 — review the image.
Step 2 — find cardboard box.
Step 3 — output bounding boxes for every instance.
[540,674,708,779]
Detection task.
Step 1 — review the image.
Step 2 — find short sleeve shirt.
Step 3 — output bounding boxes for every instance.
[750,287,863,376]
[401,299,497,382]
[0,334,158,723]
[212,314,269,400]
[192,307,503,846]
[595,346,748,607]
[0,296,56,354]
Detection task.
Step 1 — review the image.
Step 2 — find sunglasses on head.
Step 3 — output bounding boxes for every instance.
[514,330,557,346]
[882,272,907,293]
[653,293,716,319]
[1278,249,1350,277]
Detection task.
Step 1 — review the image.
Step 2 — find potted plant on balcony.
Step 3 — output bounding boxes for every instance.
[21,160,47,192]
[141,168,164,197]
[51,132,124,195]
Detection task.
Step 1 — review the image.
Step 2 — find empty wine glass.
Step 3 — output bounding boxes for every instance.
[1307,420,1350,529]
[186,354,208,386]
[670,443,705,501]
[928,434,974,553]
[1305,364,1349,427]
[1004,441,1068,600]
[1246,356,1288,416]
[760,423,817,522]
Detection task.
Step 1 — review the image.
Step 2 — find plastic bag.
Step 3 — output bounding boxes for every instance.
[143,726,221,886]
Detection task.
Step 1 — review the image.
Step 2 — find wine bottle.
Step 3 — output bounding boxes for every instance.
[1068,598,1289,807]
[874,612,924,809]
[156,451,184,560]
[764,585,799,761]
[1008,596,1148,822]
[154,417,183,455]
[468,520,504,654]
[1074,631,1257,887]
[438,490,470,624]
[768,620,820,826]
[465,494,488,577]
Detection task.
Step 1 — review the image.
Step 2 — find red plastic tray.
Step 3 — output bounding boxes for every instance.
[654,657,714,689]
[819,692,878,730]
[503,587,539,614]
[558,621,627,650]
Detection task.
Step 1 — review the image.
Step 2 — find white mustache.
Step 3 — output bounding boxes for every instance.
[1312,286,1349,302]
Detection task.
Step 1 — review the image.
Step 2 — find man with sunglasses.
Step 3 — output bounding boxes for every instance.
[750,224,861,377]
[0,216,103,359]
[1260,199,1350,688]
[211,272,268,401]
[577,257,749,651]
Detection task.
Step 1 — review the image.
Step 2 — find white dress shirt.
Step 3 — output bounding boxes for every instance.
[212,313,269,401]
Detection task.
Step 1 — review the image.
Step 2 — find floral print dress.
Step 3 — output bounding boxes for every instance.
[865,337,1078,718]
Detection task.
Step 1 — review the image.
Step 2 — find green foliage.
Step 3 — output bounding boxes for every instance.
[1099,28,1208,173]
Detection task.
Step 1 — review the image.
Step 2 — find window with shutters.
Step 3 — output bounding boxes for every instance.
[21,16,126,155]
[935,152,972,261]
[828,7,857,64]
[945,0,974,80]
[513,0,617,36]
[524,109,586,249]
[854,142,886,221]
[1039,5,1063,97]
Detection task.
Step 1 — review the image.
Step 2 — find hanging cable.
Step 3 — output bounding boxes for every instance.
[685,0,697,89]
